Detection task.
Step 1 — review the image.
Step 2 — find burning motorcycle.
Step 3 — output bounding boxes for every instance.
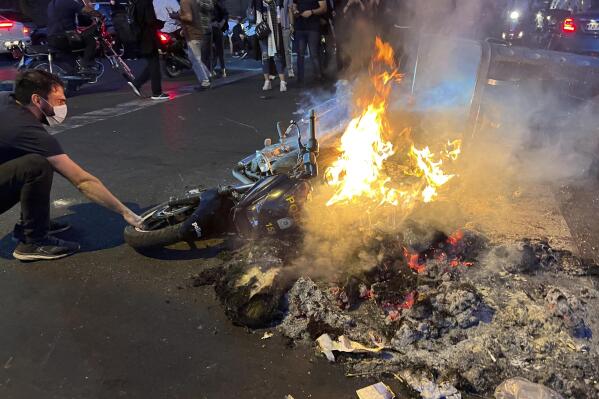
[5,15,135,93]
[124,111,321,249]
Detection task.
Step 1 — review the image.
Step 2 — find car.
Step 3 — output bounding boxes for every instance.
[549,7,599,55]
[0,12,30,54]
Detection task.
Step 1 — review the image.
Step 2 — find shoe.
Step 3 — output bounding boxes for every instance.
[262,80,272,91]
[13,219,71,242]
[201,79,211,88]
[269,74,276,81]
[280,81,287,92]
[151,93,170,100]
[13,236,80,261]
[128,82,142,97]
[288,69,295,78]
[222,69,227,78]
[240,51,248,59]
[232,53,241,58]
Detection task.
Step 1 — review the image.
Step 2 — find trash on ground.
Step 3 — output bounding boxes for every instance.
[356,382,395,399]
[494,377,564,399]
[261,331,274,340]
[317,333,385,362]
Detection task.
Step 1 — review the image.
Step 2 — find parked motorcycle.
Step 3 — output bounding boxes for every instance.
[124,111,321,249]
[5,16,135,93]
[157,29,192,78]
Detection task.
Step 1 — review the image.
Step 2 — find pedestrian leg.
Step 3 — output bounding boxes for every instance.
[148,50,163,96]
[0,154,53,243]
[306,30,323,80]
[295,30,308,83]
[187,40,211,86]
[282,28,294,77]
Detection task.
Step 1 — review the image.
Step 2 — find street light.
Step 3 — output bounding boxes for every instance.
[510,10,520,21]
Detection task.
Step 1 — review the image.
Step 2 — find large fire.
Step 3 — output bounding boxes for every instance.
[325,38,461,208]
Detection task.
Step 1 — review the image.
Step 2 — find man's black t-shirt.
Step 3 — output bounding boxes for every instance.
[293,0,321,31]
[0,93,64,165]
[47,0,85,37]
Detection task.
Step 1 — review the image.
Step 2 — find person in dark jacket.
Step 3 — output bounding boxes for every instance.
[129,0,169,100]
[210,0,229,77]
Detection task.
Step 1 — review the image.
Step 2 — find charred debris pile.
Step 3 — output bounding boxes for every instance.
[193,221,599,398]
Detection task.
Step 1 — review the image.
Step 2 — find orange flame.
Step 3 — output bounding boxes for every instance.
[325,37,461,208]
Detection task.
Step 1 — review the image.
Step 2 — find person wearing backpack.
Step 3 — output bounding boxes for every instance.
[128,0,169,100]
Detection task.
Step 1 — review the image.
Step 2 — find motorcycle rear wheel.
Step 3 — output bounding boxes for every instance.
[164,59,183,78]
[124,197,199,249]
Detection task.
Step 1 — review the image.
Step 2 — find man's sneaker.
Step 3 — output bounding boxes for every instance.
[13,236,80,261]
[150,93,170,101]
[221,69,227,78]
[262,80,272,91]
[280,81,287,92]
[240,51,248,59]
[201,79,211,88]
[13,219,71,242]
[128,82,142,97]
[288,69,295,78]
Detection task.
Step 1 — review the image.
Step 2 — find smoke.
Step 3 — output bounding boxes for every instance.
[289,0,599,276]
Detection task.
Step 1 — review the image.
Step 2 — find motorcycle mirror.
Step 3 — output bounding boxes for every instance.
[264,138,272,146]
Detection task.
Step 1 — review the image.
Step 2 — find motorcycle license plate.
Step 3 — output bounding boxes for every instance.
[587,21,599,31]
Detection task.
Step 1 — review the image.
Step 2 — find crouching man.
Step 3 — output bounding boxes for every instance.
[0,70,142,261]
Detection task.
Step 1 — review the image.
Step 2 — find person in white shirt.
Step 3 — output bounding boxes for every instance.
[153,0,181,33]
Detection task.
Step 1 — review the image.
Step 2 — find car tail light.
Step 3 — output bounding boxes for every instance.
[562,17,576,33]
[158,31,171,45]
[0,21,14,29]
[22,26,30,35]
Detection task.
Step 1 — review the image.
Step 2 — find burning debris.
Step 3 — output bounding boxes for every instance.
[193,221,599,398]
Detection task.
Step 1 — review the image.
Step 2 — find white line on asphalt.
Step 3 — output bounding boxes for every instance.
[47,70,261,135]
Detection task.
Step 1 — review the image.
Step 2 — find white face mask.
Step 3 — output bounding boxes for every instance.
[38,97,67,126]
[47,104,68,126]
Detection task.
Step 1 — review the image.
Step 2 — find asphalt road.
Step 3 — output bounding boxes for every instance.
[1,52,598,399]
[0,58,379,399]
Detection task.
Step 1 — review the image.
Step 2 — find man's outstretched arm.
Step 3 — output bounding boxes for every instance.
[48,154,142,227]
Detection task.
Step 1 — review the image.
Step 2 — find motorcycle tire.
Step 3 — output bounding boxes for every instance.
[164,59,183,78]
[124,195,200,249]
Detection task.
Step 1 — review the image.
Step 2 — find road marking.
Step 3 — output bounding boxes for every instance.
[47,70,260,135]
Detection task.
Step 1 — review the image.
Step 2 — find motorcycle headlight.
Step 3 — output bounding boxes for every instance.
[518,31,524,38]
[510,11,520,21]
[502,32,506,39]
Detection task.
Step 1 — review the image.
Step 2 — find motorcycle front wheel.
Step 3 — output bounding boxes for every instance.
[124,195,200,249]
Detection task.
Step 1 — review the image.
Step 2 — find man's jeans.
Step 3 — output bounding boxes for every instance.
[295,30,321,82]
[0,154,53,243]
[187,40,211,83]
[282,28,294,74]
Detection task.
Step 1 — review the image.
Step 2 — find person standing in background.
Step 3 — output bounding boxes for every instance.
[174,0,213,89]
[279,0,295,78]
[129,0,169,100]
[254,0,288,92]
[211,0,229,77]
[292,0,326,84]
[153,0,180,33]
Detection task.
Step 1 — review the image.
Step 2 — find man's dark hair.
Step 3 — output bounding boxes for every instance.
[14,70,65,105]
